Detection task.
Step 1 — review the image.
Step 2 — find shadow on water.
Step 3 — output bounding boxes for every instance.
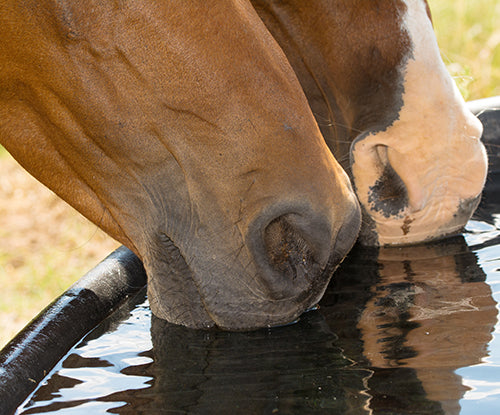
[17,232,498,414]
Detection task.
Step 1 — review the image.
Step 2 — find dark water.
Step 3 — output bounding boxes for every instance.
[15,207,500,414]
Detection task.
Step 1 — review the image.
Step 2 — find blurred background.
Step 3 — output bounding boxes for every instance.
[430,0,499,100]
[1,0,499,349]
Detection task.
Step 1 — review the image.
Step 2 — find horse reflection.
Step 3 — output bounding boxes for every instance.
[149,313,371,414]
[324,237,497,414]
[145,236,495,414]
[14,221,498,414]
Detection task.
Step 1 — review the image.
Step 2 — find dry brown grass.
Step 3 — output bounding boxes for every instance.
[0,152,119,348]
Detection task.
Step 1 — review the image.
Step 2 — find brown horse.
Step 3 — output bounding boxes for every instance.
[253,0,487,245]
[0,0,360,330]
[0,1,486,330]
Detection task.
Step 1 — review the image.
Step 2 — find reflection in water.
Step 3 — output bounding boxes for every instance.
[323,237,497,414]
[18,236,498,414]
[148,315,371,414]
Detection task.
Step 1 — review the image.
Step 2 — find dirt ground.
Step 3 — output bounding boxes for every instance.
[0,153,120,349]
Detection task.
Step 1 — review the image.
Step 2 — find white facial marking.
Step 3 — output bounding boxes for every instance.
[351,0,487,245]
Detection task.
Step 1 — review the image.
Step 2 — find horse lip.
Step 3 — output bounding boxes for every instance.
[147,200,361,331]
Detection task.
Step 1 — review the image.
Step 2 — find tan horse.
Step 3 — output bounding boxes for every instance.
[253,0,487,245]
[0,1,360,330]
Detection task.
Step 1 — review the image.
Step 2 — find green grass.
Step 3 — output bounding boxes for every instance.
[428,0,500,100]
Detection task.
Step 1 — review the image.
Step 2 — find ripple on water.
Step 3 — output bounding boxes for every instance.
[18,298,153,414]
[15,216,500,415]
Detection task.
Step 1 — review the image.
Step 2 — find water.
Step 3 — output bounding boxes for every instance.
[15,207,500,414]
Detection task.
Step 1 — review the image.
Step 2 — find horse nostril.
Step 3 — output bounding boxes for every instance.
[264,215,319,283]
[368,145,409,218]
[248,202,360,302]
[251,208,340,301]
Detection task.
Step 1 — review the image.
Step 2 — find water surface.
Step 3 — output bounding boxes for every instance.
[16,206,500,414]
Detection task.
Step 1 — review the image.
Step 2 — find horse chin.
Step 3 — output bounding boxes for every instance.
[144,234,216,329]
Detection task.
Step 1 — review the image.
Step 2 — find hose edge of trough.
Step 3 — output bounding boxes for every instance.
[0,245,147,415]
[467,95,500,115]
